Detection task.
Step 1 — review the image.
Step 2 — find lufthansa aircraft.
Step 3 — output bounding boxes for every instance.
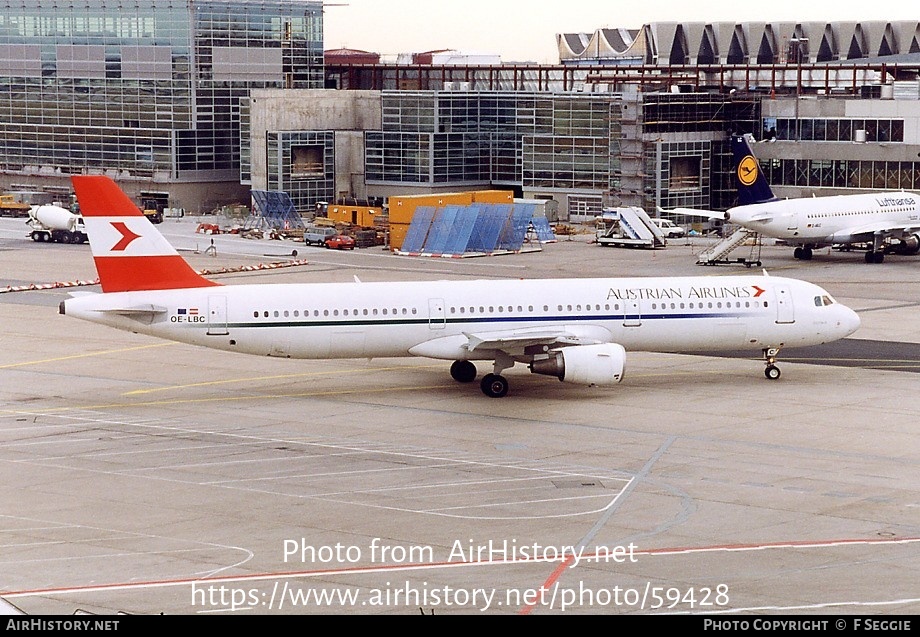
[60,176,860,397]
[670,134,920,264]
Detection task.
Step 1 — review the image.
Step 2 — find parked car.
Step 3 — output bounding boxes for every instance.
[324,234,356,250]
[303,225,337,246]
[652,218,686,238]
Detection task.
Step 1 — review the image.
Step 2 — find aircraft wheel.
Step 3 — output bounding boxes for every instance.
[450,360,477,383]
[802,247,813,260]
[480,373,509,398]
[793,247,802,259]
[765,365,781,380]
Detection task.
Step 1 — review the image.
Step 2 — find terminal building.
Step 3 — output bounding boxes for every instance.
[251,19,920,221]
[1,6,919,220]
[0,0,324,212]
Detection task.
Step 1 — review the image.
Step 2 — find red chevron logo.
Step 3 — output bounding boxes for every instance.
[751,285,766,298]
[110,222,142,251]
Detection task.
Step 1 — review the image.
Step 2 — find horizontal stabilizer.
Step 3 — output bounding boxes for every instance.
[101,304,168,316]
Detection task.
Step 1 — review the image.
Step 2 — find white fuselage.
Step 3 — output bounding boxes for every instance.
[62,275,859,361]
[727,191,920,245]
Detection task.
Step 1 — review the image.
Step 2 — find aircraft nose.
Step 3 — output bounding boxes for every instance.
[839,306,861,337]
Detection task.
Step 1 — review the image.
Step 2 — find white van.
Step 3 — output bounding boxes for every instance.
[652,218,686,238]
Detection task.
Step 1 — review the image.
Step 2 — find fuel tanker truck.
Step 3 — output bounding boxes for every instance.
[26,204,88,244]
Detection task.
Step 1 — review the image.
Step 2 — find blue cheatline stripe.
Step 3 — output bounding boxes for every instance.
[193,311,763,332]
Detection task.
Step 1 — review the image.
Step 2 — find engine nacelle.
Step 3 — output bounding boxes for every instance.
[529,343,626,386]
[898,234,920,255]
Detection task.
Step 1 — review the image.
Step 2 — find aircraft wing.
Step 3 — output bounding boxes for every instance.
[464,326,610,354]
[659,206,726,220]
[841,221,920,240]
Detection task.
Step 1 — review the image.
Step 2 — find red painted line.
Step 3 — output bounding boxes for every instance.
[518,554,575,616]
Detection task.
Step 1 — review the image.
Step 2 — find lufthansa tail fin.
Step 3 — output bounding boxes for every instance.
[731,134,778,206]
[71,175,220,293]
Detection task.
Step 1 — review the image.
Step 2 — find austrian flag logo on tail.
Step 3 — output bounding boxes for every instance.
[109,221,142,251]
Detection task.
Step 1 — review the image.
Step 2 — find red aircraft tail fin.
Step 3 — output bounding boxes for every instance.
[71,175,219,293]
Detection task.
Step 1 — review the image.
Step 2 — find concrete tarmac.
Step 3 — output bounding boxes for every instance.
[1,216,918,615]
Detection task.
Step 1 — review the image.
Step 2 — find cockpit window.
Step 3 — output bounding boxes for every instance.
[814,295,835,307]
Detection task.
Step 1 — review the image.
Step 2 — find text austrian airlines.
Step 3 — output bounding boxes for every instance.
[60,176,860,397]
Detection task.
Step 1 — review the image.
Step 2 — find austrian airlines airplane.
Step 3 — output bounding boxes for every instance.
[60,176,860,397]
[672,134,920,264]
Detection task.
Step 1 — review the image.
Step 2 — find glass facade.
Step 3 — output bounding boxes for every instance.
[766,118,905,142]
[0,0,323,184]
[761,158,920,191]
[366,92,621,192]
[266,130,334,208]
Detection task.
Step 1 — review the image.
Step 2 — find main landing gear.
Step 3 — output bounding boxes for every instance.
[450,355,514,398]
[763,347,782,380]
[480,373,509,398]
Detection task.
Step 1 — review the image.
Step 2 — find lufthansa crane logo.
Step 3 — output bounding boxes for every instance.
[737,155,759,187]
[110,221,142,251]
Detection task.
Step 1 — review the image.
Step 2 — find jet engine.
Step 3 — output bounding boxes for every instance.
[898,234,920,255]
[528,343,626,386]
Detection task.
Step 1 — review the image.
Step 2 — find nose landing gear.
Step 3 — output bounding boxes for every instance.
[763,347,782,380]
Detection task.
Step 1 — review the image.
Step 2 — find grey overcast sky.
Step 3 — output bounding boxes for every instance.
[322,1,910,63]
